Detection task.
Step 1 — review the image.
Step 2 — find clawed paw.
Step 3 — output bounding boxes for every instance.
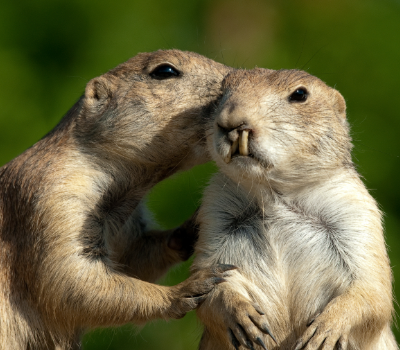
[225,298,276,350]
[294,312,350,350]
[170,264,237,319]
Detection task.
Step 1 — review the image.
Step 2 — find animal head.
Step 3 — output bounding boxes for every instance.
[209,69,353,191]
[75,50,231,172]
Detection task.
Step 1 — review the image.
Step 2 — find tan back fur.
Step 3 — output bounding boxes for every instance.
[0,50,233,349]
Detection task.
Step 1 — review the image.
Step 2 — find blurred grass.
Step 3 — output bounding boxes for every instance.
[1,0,399,348]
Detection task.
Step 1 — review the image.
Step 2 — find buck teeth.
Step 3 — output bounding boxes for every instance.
[224,147,232,163]
[223,130,249,163]
[231,138,239,155]
[239,130,249,156]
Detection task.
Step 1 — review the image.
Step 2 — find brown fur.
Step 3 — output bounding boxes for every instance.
[0,50,234,349]
[193,69,397,349]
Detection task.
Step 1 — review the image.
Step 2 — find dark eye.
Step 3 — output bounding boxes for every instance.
[289,88,308,102]
[150,64,180,80]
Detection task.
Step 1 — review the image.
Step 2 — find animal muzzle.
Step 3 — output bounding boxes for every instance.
[215,122,252,164]
[224,129,251,163]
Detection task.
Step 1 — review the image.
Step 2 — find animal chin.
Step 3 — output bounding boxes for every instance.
[222,148,272,175]
[217,129,272,171]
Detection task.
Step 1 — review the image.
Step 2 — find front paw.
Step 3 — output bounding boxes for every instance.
[217,295,277,350]
[167,264,236,319]
[294,311,351,350]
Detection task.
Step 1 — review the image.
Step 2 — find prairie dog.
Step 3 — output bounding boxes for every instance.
[0,50,235,349]
[193,69,397,349]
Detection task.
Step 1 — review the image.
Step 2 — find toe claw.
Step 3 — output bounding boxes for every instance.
[229,329,240,350]
[252,303,266,315]
[255,337,268,350]
[246,340,255,350]
[294,340,303,350]
[214,277,227,284]
[262,324,277,344]
[218,263,237,271]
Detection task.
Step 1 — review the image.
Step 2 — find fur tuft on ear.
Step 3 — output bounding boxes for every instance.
[331,88,346,120]
[84,75,116,111]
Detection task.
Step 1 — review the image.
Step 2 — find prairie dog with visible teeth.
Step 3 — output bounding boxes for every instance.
[193,69,397,350]
[0,50,235,349]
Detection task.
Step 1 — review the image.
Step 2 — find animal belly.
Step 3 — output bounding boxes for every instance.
[243,253,351,347]
[197,243,349,349]
[195,211,352,348]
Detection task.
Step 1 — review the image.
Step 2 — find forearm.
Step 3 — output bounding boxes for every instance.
[36,255,231,331]
[119,212,199,282]
[38,258,173,326]
[324,281,392,333]
[295,277,393,350]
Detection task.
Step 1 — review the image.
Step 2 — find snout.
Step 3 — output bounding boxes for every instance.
[214,99,257,163]
[213,93,274,165]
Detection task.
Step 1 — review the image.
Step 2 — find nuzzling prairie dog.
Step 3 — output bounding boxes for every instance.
[0,50,235,350]
[193,69,397,349]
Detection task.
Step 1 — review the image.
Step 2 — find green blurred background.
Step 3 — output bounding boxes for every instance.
[1,0,399,348]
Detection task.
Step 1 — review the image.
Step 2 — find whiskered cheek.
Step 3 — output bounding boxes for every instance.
[251,133,282,167]
[212,135,230,160]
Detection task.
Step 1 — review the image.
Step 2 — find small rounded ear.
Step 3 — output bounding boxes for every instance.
[84,75,116,111]
[331,88,346,119]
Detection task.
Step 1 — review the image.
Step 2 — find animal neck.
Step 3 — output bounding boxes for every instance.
[245,168,353,213]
